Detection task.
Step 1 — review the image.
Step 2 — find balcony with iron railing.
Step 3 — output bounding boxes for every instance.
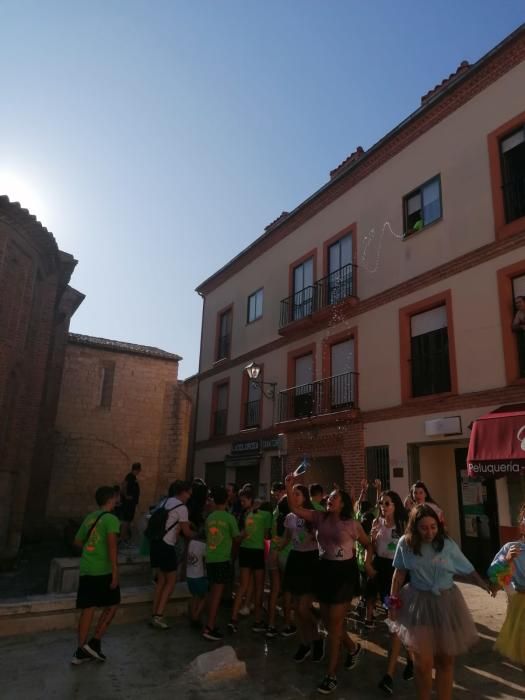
[279,263,357,331]
[244,399,261,429]
[503,175,525,224]
[278,371,358,423]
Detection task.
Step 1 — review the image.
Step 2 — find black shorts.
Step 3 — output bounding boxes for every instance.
[120,501,136,523]
[76,574,121,609]
[150,539,178,573]
[366,555,395,602]
[238,547,265,570]
[315,557,358,605]
[207,561,232,585]
[283,549,319,596]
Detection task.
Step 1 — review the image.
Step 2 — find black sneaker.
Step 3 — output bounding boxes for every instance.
[344,642,362,670]
[227,620,239,633]
[280,624,297,637]
[71,647,93,665]
[83,638,106,662]
[293,644,311,663]
[252,621,267,633]
[312,638,325,663]
[202,627,224,641]
[378,674,393,695]
[317,675,338,694]
[403,659,414,681]
[265,625,279,638]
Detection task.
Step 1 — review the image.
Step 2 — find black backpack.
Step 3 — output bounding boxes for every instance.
[145,499,183,542]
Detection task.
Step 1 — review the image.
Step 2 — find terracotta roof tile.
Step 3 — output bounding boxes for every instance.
[421,60,471,105]
[265,211,290,232]
[68,333,182,362]
[329,146,365,180]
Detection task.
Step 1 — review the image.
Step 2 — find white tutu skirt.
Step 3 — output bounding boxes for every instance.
[387,584,478,657]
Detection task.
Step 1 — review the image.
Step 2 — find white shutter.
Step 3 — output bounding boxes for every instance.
[512,274,525,297]
[407,192,422,215]
[411,305,447,337]
[331,339,354,375]
[501,129,524,154]
[295,354,313,385]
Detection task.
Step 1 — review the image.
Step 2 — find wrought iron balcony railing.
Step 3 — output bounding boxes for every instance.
[279,263,357,328]
[278,371,358,422]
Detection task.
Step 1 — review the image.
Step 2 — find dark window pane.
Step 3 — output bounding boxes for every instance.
[501,128,525,224]
[100,364,115,408]
[217,310,232,359]
[365,446,391,500]
[411,327,451,397]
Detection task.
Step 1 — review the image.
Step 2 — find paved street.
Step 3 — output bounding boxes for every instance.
[1,583,523,700]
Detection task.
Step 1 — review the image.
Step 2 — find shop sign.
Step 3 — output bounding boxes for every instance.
[231,440,260,454]
[261,437,280,450]
[231,436,280,453]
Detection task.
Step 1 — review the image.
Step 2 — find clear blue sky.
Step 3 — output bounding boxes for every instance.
[1,2,523,377]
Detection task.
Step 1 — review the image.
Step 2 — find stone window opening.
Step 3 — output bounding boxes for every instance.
[98,362,115,409]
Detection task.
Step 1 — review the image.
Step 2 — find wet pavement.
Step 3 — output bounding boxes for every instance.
[0,583,524,700]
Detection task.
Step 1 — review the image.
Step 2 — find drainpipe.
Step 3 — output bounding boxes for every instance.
[188,291,206,480]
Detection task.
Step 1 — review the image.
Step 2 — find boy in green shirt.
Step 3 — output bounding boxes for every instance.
[229,487,272,632]
[203,486,240,641]
[309,483,326,512]
[71,486,121,665]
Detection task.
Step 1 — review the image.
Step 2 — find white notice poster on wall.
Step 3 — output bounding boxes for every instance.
[462,481,482,506]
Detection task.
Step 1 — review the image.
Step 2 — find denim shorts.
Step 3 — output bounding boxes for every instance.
[187,576,209,597]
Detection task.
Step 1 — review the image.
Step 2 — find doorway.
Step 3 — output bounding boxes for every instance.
[455,448,499,573]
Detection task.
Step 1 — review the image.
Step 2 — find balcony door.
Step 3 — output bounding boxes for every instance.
[513,274,525,377]
[293,257,314,320]
[294,353,314,417]
[500,126,525,223]
[410,305,451,397]
[245,377,262,428]
[328,234,352,304]
[330,338,354,407]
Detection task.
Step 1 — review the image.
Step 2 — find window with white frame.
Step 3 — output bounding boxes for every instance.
[247,288,263,323]
[404,176,442,235]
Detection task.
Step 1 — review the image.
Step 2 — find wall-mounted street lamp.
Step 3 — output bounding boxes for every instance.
[244,361,277,400]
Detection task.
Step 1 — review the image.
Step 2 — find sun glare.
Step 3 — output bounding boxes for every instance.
[0,171,50,228]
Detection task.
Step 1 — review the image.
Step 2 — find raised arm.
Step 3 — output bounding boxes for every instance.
[355,478,369,512]
[285,474,317,523]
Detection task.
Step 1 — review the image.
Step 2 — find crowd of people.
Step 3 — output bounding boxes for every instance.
[70,466,525,700]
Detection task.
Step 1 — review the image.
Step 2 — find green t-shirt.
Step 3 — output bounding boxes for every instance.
[241,509,272,550]
[206,509,240,563]
[313,501,326,512]
[76,510,120,576]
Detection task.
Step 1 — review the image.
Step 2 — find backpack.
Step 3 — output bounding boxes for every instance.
[144,499,183,542]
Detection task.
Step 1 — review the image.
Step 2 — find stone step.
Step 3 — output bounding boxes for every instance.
[47,553,152,593]
[0,582,190,637]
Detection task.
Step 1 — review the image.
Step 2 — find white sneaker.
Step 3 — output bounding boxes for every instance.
[239,605,251,616]
[150,615,170,630]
